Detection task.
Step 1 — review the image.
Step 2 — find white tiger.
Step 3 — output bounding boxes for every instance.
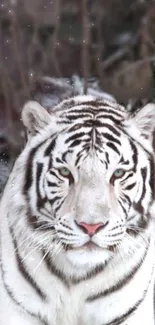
[0,95,155,325]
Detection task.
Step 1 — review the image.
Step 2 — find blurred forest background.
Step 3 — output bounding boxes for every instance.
[1,0,155,192]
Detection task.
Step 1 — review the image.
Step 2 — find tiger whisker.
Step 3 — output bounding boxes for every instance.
[51,240,63,261]
[20,243,45,264]
[125,232,149,251]
[127,225,146,232]
[29,220,55,225]
[19,233,56,264]
[33,246,52,274]
[11,230,51,254]
[126,227,150,244]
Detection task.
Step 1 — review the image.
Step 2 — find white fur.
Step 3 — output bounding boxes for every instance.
[1,97,155,325]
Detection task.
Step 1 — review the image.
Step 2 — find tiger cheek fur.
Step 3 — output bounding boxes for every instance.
[0,96,155,325]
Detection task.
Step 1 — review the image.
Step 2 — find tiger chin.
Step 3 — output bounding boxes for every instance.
[1,95,155,325]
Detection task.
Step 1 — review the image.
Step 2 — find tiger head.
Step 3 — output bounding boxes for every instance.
[15,96,155,269]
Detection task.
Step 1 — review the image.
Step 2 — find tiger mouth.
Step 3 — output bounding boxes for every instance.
[79,241,99,250]
[64,241,117,252]
[63,241,98,251]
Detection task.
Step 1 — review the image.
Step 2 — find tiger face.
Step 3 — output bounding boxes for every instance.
[21,96,155,268]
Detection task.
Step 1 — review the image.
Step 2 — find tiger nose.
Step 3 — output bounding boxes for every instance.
[77,222,106,236]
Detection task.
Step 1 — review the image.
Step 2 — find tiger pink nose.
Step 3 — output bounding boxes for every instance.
[78,222,104,236]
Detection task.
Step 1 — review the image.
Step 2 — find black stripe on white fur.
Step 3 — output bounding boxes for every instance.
[1,97,155,325]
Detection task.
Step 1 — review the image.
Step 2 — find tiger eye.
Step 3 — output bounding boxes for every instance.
[113,169,125,178]
[59,167,74,185]
[59,167,70,177]
[110,168,125,185]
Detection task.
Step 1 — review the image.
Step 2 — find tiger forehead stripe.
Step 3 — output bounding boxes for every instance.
[56,98,125,116]
[61,110,124,121]
[55,97,125,113]
[60,105,125,117]
[57,106,125,128]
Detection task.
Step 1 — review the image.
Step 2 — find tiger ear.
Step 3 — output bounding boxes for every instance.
[126,103,155,142]
[22,101,52,136]
[132,103,155,140]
